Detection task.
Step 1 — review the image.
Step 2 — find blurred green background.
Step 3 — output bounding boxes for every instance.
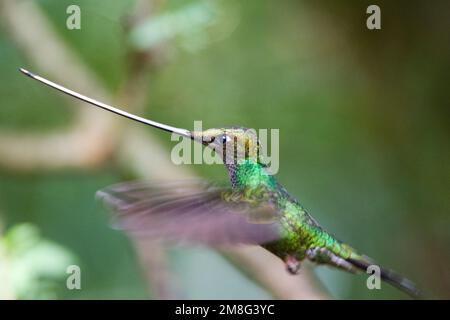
[0,0,448,299]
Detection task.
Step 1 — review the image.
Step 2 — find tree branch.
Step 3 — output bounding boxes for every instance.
[0,0,329,299]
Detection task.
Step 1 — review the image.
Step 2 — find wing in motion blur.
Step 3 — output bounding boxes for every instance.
[97,180,281,246]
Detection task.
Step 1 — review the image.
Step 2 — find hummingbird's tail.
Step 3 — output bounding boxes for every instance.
[346,256,421,298]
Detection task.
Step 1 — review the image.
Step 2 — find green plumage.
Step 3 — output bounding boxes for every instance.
[233,159,358,263]
[100,126,420,298]
[20,69,421,298]
[207,128,419,297]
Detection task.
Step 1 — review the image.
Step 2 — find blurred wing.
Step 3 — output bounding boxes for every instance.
[96,180,281,246]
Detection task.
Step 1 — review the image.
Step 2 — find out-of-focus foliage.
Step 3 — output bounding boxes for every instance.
[130,0,239,53]
[2,223,77,299]
[0,0,448,299]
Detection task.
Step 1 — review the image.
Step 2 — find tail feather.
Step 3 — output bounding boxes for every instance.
[347,257,421,298]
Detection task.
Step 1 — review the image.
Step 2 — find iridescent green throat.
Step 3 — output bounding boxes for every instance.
[228,159,277,190]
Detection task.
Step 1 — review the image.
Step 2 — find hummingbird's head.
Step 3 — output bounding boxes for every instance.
[191,127,260,165]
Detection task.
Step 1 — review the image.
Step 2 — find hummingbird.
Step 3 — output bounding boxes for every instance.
[20,68,420,298]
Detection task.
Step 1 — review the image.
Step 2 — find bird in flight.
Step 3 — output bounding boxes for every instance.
[20,68,420,298]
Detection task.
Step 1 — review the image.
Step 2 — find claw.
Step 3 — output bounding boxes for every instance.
[285,255,300,274]
[306,247,356,272]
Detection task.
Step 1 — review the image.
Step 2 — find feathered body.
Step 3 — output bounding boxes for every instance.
[20,69,420,298]
[228,158,359,273]
[99,127,420,298]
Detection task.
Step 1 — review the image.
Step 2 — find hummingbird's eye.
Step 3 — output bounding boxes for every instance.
[222,134,231,144]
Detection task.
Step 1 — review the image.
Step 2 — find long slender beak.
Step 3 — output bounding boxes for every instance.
[19,68,192,138]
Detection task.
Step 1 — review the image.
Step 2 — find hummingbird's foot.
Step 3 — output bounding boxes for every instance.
[306,247,356,273]
[285,255,300,274]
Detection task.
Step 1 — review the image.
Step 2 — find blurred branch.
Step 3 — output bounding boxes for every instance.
[222,247,328,299]
[0,0,175,299]
[0,0,329,299]
[0,0,118,170]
